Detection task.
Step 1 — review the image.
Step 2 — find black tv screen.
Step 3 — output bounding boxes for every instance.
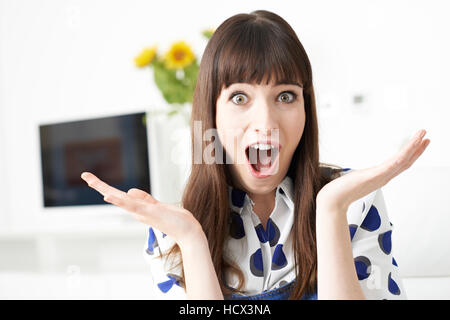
[39,112,151,207]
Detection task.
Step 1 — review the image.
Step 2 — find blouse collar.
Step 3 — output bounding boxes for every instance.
[227,175,295,215]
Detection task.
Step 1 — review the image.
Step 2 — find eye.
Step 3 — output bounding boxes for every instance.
[278,91,297,103]
[230,91,248,105]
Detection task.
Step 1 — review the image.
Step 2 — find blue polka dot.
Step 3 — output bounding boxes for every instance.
[249,248,264,277]
[354,256,371,280]
[231,188,246,208]
[255,219,280,247]
[272,244,287,270]
[378,230,392,255]
[342,168,352,172]
[360,205,381,231]
[229,211,245,239]
[388,272,401,295]
[146,227,158,255]
[349,224,358,241]
[278,188,285,195]
[392,257,398,267]
[157,274,182,293]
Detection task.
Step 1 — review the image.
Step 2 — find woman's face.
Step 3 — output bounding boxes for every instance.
[215,78,306,195]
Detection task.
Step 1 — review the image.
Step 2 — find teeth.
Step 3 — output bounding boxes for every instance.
[250,143,274,151]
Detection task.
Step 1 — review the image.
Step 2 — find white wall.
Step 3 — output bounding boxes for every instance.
[0,0,449,298]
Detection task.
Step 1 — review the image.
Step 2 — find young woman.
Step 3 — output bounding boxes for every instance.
[81,10,430,300]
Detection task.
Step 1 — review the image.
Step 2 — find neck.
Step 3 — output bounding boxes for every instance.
[248,189,276,229]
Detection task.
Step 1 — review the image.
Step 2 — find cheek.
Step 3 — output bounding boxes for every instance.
[216,108,243,161]
[283,109,306,150]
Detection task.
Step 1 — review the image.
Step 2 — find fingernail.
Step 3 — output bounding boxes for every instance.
[420,130,426,138]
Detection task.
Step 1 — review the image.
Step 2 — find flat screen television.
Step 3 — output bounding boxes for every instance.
[39,112,151,207]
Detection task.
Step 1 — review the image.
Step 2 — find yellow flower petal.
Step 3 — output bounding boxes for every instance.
[163,41,195,70]
[134,46,157,68]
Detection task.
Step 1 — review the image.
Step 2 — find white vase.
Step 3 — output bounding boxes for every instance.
[148,107,191,205]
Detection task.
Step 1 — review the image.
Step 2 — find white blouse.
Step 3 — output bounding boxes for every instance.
[143,168,407,299]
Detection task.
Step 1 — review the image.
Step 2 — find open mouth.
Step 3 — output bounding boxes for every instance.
[245,142,281,177]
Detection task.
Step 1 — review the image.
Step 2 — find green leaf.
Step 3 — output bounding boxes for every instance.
[152,58,199,105]
[167,109,178,117]
[202,29,214,39]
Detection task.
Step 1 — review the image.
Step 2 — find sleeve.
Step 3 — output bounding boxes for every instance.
[346,186,407,300]
[142,227,187,299]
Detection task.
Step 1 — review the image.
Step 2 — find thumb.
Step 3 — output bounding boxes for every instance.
[127,188,157,204]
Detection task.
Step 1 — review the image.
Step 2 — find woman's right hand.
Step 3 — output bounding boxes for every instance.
[80,172,203,247]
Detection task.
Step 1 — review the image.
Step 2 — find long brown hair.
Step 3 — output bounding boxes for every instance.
[166,10,343,299]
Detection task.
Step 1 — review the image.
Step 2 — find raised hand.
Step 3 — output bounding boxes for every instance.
[316,129,431,213]
[80,172,202,246]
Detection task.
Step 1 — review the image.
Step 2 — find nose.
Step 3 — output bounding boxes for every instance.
[249,99,278,137]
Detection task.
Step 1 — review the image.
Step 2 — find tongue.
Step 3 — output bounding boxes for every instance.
[255,160,271,172]
[255,149,272,172]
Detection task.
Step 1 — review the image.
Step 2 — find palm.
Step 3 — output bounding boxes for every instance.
[316,129,431,212]
[80,172,198,243]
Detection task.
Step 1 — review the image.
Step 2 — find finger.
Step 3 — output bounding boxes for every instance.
[408,129,428,158]
[404,139,430,169]
[387,129,425,171]
[103,193,146,215]
[81,172,126,198]
[400,129,425,156]
[380,132,429,183]
[104,195,146,222]
[127,188,158,204]
[104,193,160,226]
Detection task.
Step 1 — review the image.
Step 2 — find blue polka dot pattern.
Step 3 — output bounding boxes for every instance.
[249,248,264,277]
[231,188,246,208]
[349,224,358,241]
[157,274,182,293]
[278,187,284,195]
[146,227,158,255]
[388,272,401,295]
[354,256,371,280]
[378,230,392,255]
[278,280,288,288]
[360,205,381,231]
[230,211,245,239]
[255,218,280,247]
[392,257,398,267]
[272,244,287,270]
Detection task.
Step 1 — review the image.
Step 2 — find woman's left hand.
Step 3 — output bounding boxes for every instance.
[316,129,431,213]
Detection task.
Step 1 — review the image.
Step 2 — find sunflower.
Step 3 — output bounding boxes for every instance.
[134,46,157,68]
[163,41,195,70]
